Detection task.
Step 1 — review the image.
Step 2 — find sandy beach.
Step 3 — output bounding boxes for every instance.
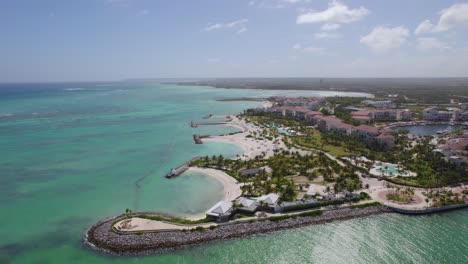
[203,115,288,160]
[186,167,242,202]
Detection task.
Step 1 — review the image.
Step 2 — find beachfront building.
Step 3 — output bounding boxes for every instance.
[257,193,280,211]
[206,201,234,222]
[362,100,396,108]
[235,197,259,214]
[423,107,451,121]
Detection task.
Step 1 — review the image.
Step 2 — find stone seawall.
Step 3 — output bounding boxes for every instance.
[83,206,391,256]
[389,203,468,215]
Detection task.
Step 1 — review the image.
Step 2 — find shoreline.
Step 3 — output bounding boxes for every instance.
[202,115,299,160]
[83,206,391,256]
[185,167,242,203]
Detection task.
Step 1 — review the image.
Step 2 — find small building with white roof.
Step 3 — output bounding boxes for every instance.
[235,197,258,214]
[205,201,234,222]
[257,193,280,208]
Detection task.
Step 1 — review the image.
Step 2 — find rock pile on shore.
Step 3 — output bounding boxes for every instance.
[84,206,391,256]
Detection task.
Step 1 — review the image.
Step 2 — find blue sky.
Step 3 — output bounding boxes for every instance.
[1,0,468,82]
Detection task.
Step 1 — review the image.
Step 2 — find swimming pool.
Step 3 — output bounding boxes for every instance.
[277,128,291,136]
[371,162,415,177]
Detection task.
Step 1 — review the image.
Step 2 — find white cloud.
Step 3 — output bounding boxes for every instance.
[415,19,434,35]
[360,26,410,52]
[417,37,450,51]
[293,43,325,54]
[314,32,339,39]
[320,23,341,31]
[415,3,468,34]
[204,19,248,32]
[297,1,369,24]
[237,27,247,34]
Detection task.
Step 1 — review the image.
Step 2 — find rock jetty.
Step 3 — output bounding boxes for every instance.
[84,206,391,256]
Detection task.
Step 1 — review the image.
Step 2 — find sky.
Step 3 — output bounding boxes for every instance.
[1,0,468,82]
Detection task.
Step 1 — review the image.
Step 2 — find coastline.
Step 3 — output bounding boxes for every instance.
[202,115,302,160]
[185,167,242,202]
[84,206,391,256]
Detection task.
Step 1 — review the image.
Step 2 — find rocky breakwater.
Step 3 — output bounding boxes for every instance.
[84,206,391,256]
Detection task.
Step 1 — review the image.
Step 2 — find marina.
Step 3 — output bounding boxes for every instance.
[391,123,463,136]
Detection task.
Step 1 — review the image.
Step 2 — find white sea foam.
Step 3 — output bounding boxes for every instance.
[64,88,86,91]
[0,113,13,117]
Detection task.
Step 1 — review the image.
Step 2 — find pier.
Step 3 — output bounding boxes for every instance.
[193,134,203,144]
[190,120,227,128]
[165,164,188,178]
[165,157,201,178]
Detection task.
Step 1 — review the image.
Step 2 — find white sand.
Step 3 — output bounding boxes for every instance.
[203,115,289,160]
[187,167,242,202]
[114,217,216,231]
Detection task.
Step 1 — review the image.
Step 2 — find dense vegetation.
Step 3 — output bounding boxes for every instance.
[379,133,467,187]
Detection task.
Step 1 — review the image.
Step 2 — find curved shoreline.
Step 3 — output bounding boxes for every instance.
[185,167,242,202]
[83,206,391,256]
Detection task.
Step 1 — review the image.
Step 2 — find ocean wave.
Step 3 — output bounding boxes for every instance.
[0,113,13,117]
[64,88,86,91]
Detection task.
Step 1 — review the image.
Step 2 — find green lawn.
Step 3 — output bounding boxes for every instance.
[292,131,356,157]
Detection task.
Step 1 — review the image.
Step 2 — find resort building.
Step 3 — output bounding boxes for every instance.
[361,100,396,108]
[351,110,372,124]
[239,168,261,177]
[257,193,279,207]
[329,122,354,137]
[316,116,343,132]
[304,111,323,122]
[206,201,234,222]
[440,134,468,165]
[454,109,468,122]
[351,109,412,123]
[375,132,396,149]
[351,125,381,141]
[423,107,451,121]
[315,115,396,149]
[270,106,323,122]
[270,96,324,110]
[235,197,258,214]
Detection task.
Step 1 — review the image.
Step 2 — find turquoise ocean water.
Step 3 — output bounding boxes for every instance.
[0,83,466,263]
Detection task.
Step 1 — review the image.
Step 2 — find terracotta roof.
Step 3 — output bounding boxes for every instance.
[355,125,380,134]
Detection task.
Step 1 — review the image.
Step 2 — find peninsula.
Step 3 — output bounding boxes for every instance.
[84,94,468,256]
